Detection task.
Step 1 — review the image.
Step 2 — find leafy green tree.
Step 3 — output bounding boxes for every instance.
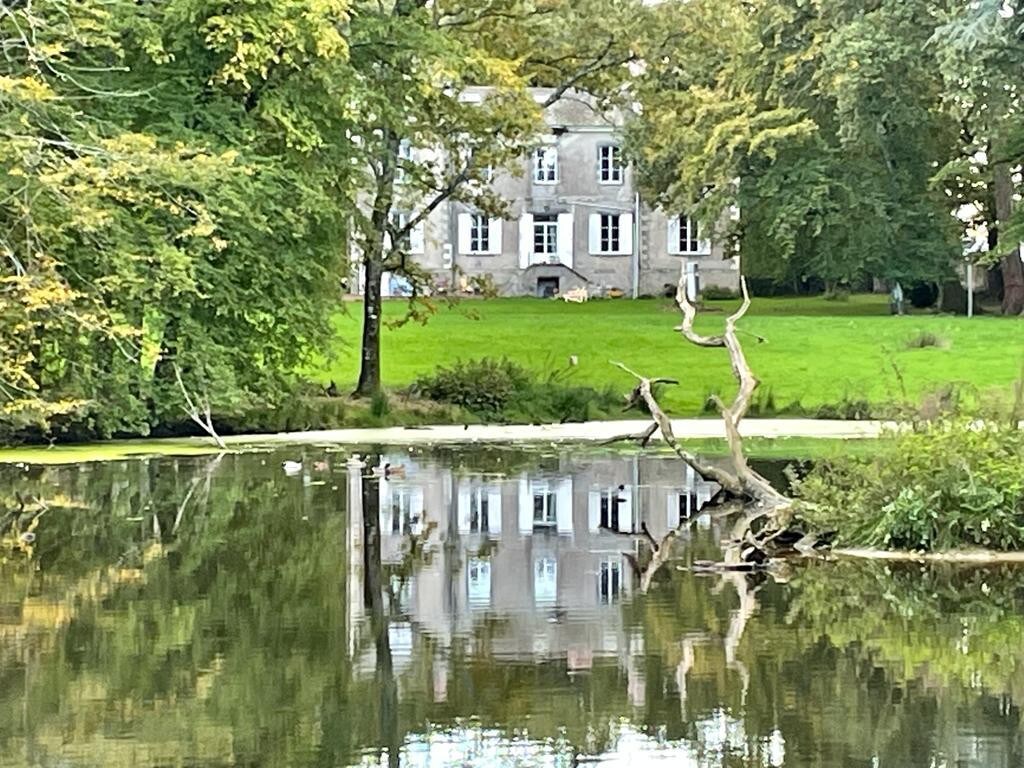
[932,0,1024,314]
[627,0,961,295]
[0,0,356,440]
[346,0,651,397]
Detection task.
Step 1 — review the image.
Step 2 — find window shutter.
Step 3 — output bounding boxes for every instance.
[588,213,601,255]
[409,220,425,254]
[487,488,502,536]
[518,476,532,534]
[588,491,601,532]
[556,479,573,534]
[457,213,472,255]
[518,213,533,268]
[457,485,471,534]
[619,213,634,255]
[488,218,503,255]
[667,493,681,530]
[617,485,633,533]
[557,212,574,268]
[378,477,390,524]
[667,216,681,255]
[698,237,712,256]
[410,488,425,535]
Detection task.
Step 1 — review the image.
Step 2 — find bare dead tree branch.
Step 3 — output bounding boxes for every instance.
[675,267,789,506]
[611,360,747,496]
[172,363,226,450]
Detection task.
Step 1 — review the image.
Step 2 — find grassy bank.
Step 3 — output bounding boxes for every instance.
[315,295,1023,416]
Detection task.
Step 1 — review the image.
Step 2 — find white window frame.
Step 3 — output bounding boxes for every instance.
[534,146,558,184]
[677,216,704,255]
[532,481,557,527]
[468,486,490,533]
[387,210,424,255]
[598,558,623,604]
[467,557,492,608]
[598,144,624,185]
[469,214,490,255]
[534,557,558,605]
[533,215,559,259]
[599,213,621,255]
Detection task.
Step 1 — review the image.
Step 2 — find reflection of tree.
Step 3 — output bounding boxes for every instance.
[2,455,1024,767]
[789,562,1024,704]
[361,460,401,768]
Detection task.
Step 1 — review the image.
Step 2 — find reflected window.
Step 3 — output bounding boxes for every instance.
[677,490,700,521]
[469,488,489,533]
[388,621,413,656]
[533,483,557,528]
[534,557,557,605]
[389,487,422,534]
[600,487,627,530]
[460,483,502,536]
[389,574,412,613]
[598,558,623,604]
[467,557,491,609]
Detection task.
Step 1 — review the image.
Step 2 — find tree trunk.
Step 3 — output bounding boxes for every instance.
[993,160,1024,315]
[355,256,384,397]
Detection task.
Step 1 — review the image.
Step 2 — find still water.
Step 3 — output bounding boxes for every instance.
[0,445,1021,767]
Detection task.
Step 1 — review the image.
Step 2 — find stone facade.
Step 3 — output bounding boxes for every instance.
[378,87,740,298]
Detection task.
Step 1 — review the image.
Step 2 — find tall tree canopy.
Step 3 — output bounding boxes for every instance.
[0,0,354,439]
[626,0,976,298]
[932,0,1024,313]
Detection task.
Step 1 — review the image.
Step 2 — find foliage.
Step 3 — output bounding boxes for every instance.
[412,357,620,423]
[700,286,740,301]
[626,0,962,293]
[0,0,354,442]
[413,358,533,416]
[930,0,1024,313]
[797,418,1024,551]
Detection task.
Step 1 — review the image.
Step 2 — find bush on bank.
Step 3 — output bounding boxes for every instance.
[796,417,1024,552]
[411,357,622,424]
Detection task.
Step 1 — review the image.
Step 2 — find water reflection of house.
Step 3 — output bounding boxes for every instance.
[356,453,722,669]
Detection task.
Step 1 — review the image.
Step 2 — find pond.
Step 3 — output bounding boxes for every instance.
[0,445,1021,767]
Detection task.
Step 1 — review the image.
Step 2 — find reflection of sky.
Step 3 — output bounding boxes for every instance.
[351,720,786,768]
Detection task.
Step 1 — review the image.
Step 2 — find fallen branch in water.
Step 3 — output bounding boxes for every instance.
[831,548,1024,564]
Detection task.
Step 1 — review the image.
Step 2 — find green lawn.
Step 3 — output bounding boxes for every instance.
[316,295,1024,416]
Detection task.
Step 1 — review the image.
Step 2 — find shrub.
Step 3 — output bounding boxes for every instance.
[370,390,391,417]
[796,417,1024,552]
[908,281,939,309]
[701,286,740,301]
[412,357,620,423]
[412,358,533,416]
